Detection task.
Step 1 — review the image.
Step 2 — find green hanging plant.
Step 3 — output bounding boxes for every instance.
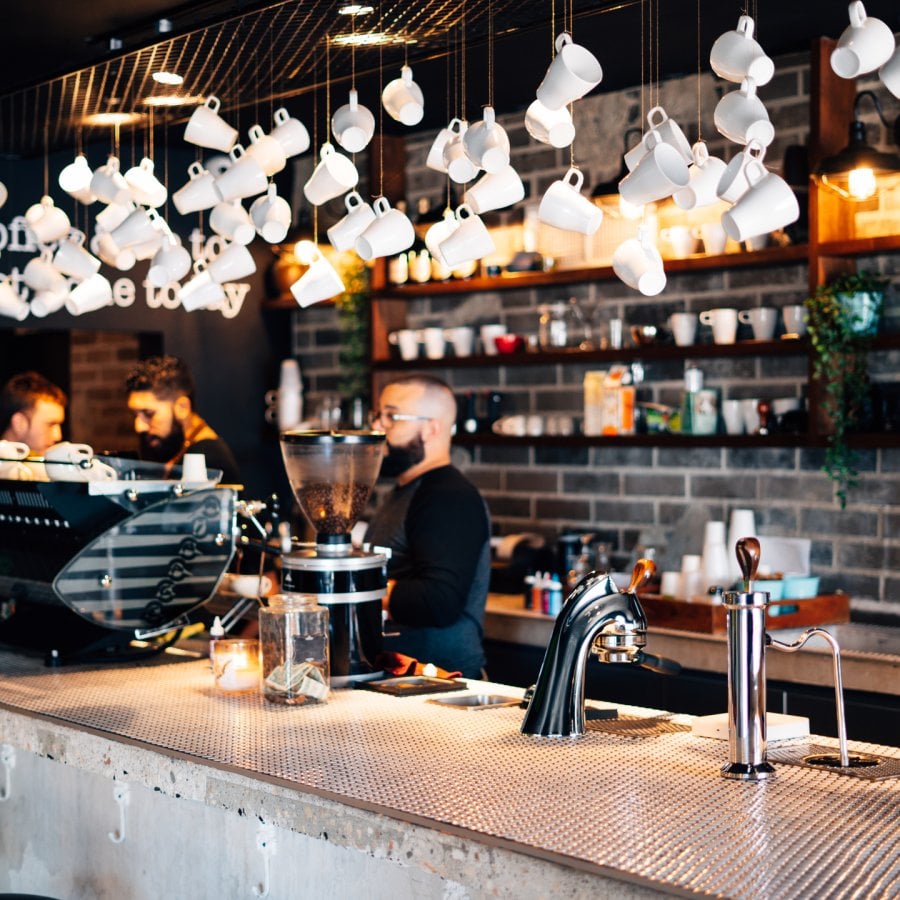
[804,270,887,508]
[332,253,372,404]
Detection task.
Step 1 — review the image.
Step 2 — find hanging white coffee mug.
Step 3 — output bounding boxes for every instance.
[535,32,603,110]
[381,65,424,126]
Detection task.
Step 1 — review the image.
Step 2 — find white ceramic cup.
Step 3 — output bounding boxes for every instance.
[389,329,420,361]
[326,191,376,252]
[94,200,134,234]
[23,251,68,294]
[426,120,459,173]
[444,325,475,357]
[696,221,728,255]
[0,280,29,320]
[184,95,239,152]
[179,261,226,311]
[782,304,808,337]
[53,231,101,281]
[539,167,603,234]
[381,65,425,125]
[210,200,256,245]
[172,162,223,215]
[331,90,375,153]
[148,235,193,288]
[94,231,136,271]
[714,78,775,147]
[721,161,800,242]
[722,399,745,435]
[741,398,762,434]
[290,242,346,308]
[659,571,683,599]
[480,323,507,355]
[66,272,112,315]
[421,327,446,360]
[710,15,775,85]
[181,453,208,483]
[717,139,767,203]
[30,287,68,318]
[673,142,728,210]
[668,311,698,346]
[465,165,525,214]
[90,156,131,206]
[304,143,359,206]
[110,206,161,249]
[619,131,690,206]
[536,31,603,110]
[443,122,480,184]
[659,225,697,258]
[58,154,95,204]
[355,196,415,261]
[437,204,496,268]
[248,185,293,244]
[624,105,693,172]
[425,209,460,266]
[131,232,164,262]
[700,307,739,344]
[214,144,269,202]
[124,157,168,208]
[612,228,666,296]
[206,241,257,283]
[880,46,900,98]
[739,307,778,340]
[831,1,896,79]
[462,106,510,174]
[246,124,288,176]
[271,107,311,157]
[524,99,575,148]
[25,196,71,244]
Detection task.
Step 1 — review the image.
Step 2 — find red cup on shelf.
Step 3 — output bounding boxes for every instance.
[494,334,525,354]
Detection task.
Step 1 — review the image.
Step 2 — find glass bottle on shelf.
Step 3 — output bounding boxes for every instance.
[564,296,592,350]
[566,533,596,593]
[538,302,568,349]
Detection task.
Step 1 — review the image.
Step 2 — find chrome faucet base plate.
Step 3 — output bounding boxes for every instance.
[721,760,776,781]
[770,743,900,780]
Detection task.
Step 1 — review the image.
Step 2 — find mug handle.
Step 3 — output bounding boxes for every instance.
[647,105,667,128]
[699,311,713,325]
[848,1,866,28]
[188,161,204,179]
[320,142,335,158]
[738,310,753,324]
[206,95,221,112]
[345,191,362,211]
[373,196,391,216]
[249,124,265,143]
[741,77,757,98]
[736,14,755,37]
[483,106,495,127]
[274,107,289,126]
[230,144,246,161]
[554,32,572,53]
[564,167,585,191]
[456,203,473,221]
[691,141,709,166]
[448,117,463,134]
[401,64,413,84]
[745,160,768,187]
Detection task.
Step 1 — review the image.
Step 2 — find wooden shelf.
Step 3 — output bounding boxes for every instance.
[815,235,900,258]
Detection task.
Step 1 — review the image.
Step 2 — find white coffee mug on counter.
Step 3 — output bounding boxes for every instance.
[699,307,739,344]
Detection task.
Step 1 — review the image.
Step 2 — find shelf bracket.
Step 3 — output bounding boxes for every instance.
[108,781,131,844]
[0,744,15,802]
[252,823,278,898]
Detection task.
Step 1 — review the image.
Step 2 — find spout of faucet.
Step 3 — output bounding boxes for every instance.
[521,560,654,737]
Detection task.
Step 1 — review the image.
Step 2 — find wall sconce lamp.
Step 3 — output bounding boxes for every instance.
[814,89,900,201]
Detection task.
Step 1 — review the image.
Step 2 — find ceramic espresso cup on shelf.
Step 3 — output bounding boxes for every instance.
[699,307,739,344]
[739,307,778,340]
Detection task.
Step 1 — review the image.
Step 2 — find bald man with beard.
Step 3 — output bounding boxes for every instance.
[364,374,491,678]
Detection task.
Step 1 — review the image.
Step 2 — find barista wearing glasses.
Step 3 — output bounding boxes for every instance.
[365,374,491,679]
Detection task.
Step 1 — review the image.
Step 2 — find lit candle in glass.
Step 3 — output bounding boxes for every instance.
[212,639,261,694]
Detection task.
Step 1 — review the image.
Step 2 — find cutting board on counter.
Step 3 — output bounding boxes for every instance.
[638,593,851,635]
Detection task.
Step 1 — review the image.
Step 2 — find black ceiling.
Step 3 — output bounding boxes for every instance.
[0,0,898,158]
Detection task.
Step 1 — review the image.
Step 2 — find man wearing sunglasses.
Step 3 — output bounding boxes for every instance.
[365,374,490,679]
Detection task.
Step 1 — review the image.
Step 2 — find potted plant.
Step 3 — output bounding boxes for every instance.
[332,251,372,421]
[804,270,888,508]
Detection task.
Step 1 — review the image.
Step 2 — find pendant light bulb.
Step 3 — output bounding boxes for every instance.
[847,167,877,200]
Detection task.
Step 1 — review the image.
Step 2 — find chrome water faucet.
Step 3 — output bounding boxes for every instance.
[522,559,679,737]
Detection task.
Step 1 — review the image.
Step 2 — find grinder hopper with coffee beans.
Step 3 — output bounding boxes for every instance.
[278,430,389,686]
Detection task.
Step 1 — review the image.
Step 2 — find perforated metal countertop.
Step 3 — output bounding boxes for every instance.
[1,649,899,899]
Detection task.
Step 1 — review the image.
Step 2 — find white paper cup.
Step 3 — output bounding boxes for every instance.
[612,229,666,296]
[437,204,496,268]
[326,191,376,252]
[539,167,603,234]
[354,197,415,261]
[716,139,766,203]
[381,65,424,126]
[303,143,359,206]
[184,95,238,152]
[462,106,510,174]
[389,329,420,361]
[206,241,257,283]
[246,124,288,177]
[465,165,525,214]
[831,1,896,79]
[210,200,256,246]
[181,453,208,482]
[331,90,375,153]
[58,154,95,204]
[172,162,223,215]
[739,307,777,340]
[66,273,113,315]
[0,280,29,321]
[214,144,268,202]
[271,107,310,157]
[290,242,346,308]
[525,99,575,148]
[710,15,775,85]
[25,196,71,244]
[53,231,101,280]
[124,157,168,208]
[668,312,698,346]
[699,307,739,344]
[673,142,728,210]
[721,161,799,243]
[536,31,603,110]
[714,78,774,147]
[148,236,193,288]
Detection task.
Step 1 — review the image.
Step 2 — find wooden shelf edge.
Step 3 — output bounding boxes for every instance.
[453,433,822,449]
[816,235,900,257]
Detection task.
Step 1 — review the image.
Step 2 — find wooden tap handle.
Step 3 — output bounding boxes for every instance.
[627,557,656,594]
[735,536,760,587]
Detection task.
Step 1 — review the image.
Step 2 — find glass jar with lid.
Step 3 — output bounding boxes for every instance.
[259,593,329,705]
[538,302,568,349]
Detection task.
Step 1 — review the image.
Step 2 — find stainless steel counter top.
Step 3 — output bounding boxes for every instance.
[484,594,900,697]
[0,647,898,898]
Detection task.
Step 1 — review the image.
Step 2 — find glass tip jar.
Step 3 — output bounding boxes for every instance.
[259,593,330,705]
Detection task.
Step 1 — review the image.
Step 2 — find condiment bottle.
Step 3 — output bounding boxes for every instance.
[259,593,329,705]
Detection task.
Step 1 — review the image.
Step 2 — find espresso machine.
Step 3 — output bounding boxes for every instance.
[278,430,388,686]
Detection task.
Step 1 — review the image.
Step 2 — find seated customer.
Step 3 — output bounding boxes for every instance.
[0,371,67,454]
[125,355,241,484]
[365,374,491,679]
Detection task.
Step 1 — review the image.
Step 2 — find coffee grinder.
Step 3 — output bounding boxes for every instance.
[278,430,387,686]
